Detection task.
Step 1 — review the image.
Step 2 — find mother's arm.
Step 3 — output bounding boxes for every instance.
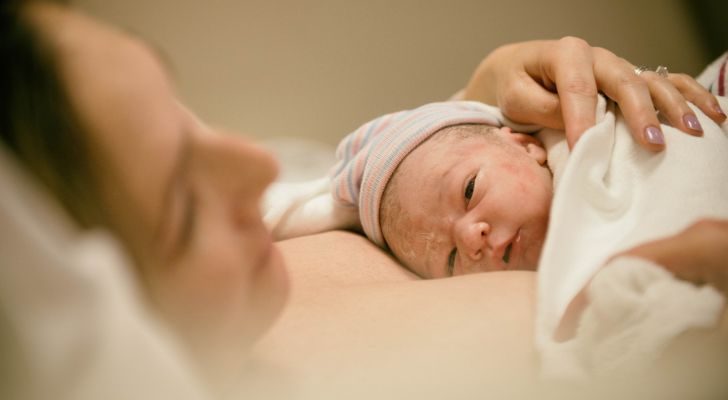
[252,231,538,393]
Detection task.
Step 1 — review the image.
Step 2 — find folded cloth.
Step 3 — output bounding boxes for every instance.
[539,256,724,379]
[535,54,728,378]
[263,177,360,240]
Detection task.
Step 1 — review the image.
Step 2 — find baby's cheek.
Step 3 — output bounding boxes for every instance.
[385,219,437,278]
[399,243,432,279]
[500,163,533,196]
[499,161,521,176]
[514,164,547,190]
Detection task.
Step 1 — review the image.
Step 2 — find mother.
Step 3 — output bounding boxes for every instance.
[1,0,725,398]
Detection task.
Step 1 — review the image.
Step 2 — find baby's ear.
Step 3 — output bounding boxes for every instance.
[504,129,547,166]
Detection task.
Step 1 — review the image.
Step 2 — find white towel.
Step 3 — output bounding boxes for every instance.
[263,177,360,240]
[535,56,728,378]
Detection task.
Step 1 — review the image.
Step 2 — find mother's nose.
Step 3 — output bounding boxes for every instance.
[213,132,279,194]
[201,131,279,224]
[454,220,490,260]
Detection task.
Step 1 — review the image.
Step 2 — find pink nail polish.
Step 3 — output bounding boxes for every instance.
[715,104,727,118]
[644,126,664,145]
[683,114,703,132]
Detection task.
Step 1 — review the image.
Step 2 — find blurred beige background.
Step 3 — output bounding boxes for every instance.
[73,0,709,146]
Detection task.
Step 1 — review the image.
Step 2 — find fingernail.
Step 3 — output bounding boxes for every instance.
[715,104,727,118]
[644,126,664,145]
[683,114,703,132]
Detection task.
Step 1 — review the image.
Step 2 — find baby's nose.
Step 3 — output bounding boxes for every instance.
[457,221,490,260]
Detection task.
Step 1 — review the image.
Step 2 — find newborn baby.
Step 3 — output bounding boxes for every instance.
[330,101,553,278]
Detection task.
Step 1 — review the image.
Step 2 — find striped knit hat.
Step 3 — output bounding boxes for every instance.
[329,101,505,248]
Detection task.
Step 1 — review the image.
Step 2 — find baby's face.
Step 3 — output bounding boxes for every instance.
[381,125,552,278]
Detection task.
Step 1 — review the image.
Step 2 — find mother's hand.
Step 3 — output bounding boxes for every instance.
[463,37,727,151]
[623,219,728,295]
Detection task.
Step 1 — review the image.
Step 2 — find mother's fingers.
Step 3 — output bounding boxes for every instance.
[497,70,564,129]
[592,48,666,151]
[467,38,725,153]
[668,73,727,123]
[640,70,704,135]
[534,37,598,148]
[623,219,728,294]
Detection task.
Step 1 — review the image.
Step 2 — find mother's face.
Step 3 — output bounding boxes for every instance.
[26,3,288,364]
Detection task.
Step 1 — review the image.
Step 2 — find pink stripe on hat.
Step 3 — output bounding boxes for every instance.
[330,101,503,247]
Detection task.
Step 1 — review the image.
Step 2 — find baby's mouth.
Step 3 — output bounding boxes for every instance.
[502,243,512,264]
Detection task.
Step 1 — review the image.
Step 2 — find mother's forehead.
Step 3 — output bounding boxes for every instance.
[27,1,164,72]
[27,2,114,44]
[25,2,187,245]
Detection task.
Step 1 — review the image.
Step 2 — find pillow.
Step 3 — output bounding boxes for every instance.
[0,146,210,399]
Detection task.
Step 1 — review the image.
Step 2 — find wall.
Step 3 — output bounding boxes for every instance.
[73,0,708,145]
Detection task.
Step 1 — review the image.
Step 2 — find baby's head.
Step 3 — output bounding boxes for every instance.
[331,101,553,278]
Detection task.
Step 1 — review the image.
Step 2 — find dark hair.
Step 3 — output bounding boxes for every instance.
[0,0,103,228]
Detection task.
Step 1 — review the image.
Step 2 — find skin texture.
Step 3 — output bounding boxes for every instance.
[251,231,539,398]
[381,125,551,279]
[25,2,289,378]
